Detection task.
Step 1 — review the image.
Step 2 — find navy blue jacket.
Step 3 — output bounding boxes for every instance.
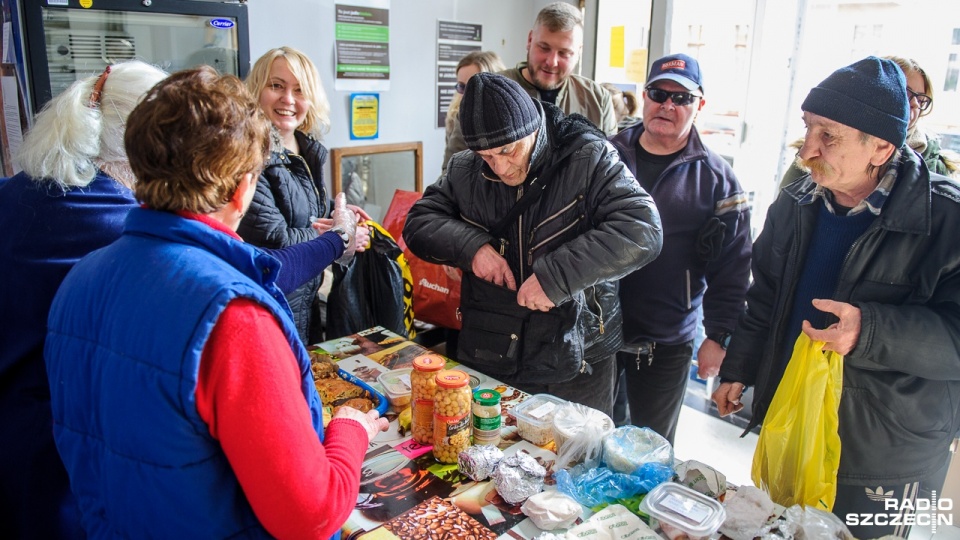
[46,208,324,538]
[610,122,752,345]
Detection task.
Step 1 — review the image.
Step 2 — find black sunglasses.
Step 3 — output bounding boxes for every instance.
[907,88,932,111]
[455,82,467,94]
[646,87,702,106]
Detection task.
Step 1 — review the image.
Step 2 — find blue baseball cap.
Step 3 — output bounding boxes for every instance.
[646,53,703,93]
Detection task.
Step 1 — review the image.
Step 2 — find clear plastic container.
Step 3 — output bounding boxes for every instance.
[508,394,567,446]
[377,368,412,411]
[640,482,726,539]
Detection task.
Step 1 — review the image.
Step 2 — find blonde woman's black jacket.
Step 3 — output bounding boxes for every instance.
[238,130,328,343]
[720,148,960,485]
[405,102,663,369]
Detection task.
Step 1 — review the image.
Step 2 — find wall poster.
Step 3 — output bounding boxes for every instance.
[436,20,481,129]
[335,0,390,92]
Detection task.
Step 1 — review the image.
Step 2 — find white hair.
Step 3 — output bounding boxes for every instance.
[17,60,168,189]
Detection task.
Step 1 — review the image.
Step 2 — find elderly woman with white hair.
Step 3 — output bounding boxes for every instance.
[0,60,167,539]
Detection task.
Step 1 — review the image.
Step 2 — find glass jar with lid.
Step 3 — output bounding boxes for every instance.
[432,370,472,463]
[472,389,501,447]
[410,354,445,444]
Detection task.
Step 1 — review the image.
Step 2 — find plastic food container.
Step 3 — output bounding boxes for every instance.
[640,482,726,540]
[377,368,412,410]
[508,394,567,446]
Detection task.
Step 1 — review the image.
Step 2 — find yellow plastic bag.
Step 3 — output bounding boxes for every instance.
[751,333,843,510]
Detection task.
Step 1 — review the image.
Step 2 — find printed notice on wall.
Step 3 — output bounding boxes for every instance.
[436,20,481,129]
[335,1,390,92]
[350,93,379,140]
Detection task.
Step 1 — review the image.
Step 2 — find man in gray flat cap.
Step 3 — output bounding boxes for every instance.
[404,73,662,415]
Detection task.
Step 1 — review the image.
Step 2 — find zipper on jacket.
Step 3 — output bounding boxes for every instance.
[685,270,692,310]
[527,218,582,266]
[529,195,582,237]
[290,153,321,207]
[594,290,605,335]
[516,185,526,283]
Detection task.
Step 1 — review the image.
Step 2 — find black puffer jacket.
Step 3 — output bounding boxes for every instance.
[405,102,662,364]
[721,148,960,485]
[238,129,328,343]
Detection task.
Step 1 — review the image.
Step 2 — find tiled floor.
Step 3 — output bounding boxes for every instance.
[674,382,960,539]
[673,393,757,488]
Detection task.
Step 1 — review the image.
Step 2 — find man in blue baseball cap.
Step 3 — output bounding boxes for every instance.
[610,53,752,444]
[714,56,960,537]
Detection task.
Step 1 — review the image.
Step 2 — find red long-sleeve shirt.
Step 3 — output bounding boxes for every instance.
[190,213,368,539]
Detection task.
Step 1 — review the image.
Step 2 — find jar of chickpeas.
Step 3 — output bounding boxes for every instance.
[410,354,446,445]
[432,370,472,463]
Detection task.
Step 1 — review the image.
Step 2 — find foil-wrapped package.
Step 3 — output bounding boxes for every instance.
[493,452,546,504]
[458,445,505,481]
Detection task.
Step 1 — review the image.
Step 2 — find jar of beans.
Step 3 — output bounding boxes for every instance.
[410,354,446,444]
[432,370,472,463]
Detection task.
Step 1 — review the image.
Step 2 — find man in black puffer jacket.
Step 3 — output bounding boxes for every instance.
[404,73,662,416]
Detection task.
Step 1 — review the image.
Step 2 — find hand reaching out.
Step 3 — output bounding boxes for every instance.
[332,407,389,444]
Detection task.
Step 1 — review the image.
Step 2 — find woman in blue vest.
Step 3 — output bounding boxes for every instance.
[0,60,368,539]
[45,66,388,539]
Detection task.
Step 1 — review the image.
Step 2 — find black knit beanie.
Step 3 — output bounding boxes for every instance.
[460,73,540,152]
[801,56,908,148]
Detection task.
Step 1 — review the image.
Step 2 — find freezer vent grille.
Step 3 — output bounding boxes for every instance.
[66,34,136,62]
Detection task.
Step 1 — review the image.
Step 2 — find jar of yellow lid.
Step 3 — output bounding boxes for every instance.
[410,354,445,444]
[432,370,471,463]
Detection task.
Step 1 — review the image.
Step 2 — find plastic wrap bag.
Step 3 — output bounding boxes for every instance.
[601,426,674,475]
[759,504,854,540]
[326,221,415,339]
[520,491,581,530]
[752,333,843,510]
[554,463,673,508]
[720,485,776,540]
[553,402,614,470]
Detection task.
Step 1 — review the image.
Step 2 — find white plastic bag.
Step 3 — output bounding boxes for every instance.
[552,402,614,470]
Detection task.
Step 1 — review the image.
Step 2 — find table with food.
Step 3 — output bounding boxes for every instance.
[311,327,851,540]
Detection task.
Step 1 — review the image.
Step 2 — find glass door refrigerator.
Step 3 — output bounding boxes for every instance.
[18,0,249,116]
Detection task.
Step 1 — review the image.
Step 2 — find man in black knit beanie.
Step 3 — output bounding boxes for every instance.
[715,56,960,538]
[404,73,663,416]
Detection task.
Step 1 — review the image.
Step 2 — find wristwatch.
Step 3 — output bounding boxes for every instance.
[707,332,732,350]
[329,227,350,248]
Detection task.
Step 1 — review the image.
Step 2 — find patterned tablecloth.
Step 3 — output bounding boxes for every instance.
[313,326,577,540]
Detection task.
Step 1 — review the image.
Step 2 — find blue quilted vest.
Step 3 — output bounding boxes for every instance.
[46,208,327,539]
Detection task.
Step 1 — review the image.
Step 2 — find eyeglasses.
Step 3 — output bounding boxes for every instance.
[646,87,702,106]
[907,88,932,111]
[455,82,467,94]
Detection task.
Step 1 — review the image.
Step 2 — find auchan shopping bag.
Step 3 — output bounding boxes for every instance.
[382,190,462,330]
[751,332,843,510]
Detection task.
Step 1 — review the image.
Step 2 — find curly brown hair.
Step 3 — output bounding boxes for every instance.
[127,65,270,213]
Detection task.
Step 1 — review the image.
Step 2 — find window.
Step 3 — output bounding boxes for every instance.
[945,53,959,92]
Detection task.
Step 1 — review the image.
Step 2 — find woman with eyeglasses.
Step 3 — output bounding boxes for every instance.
[781,56,958,186]
[887,56,959,178]
[442,50,506,169]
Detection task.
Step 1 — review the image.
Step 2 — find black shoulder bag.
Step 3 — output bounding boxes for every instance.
[456,139,592,385]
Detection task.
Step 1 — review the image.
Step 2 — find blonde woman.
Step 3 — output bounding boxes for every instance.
[442,51,506,168]
[240,46,369,344]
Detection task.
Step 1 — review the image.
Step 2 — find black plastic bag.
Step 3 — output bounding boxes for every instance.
[325,222,414,339]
